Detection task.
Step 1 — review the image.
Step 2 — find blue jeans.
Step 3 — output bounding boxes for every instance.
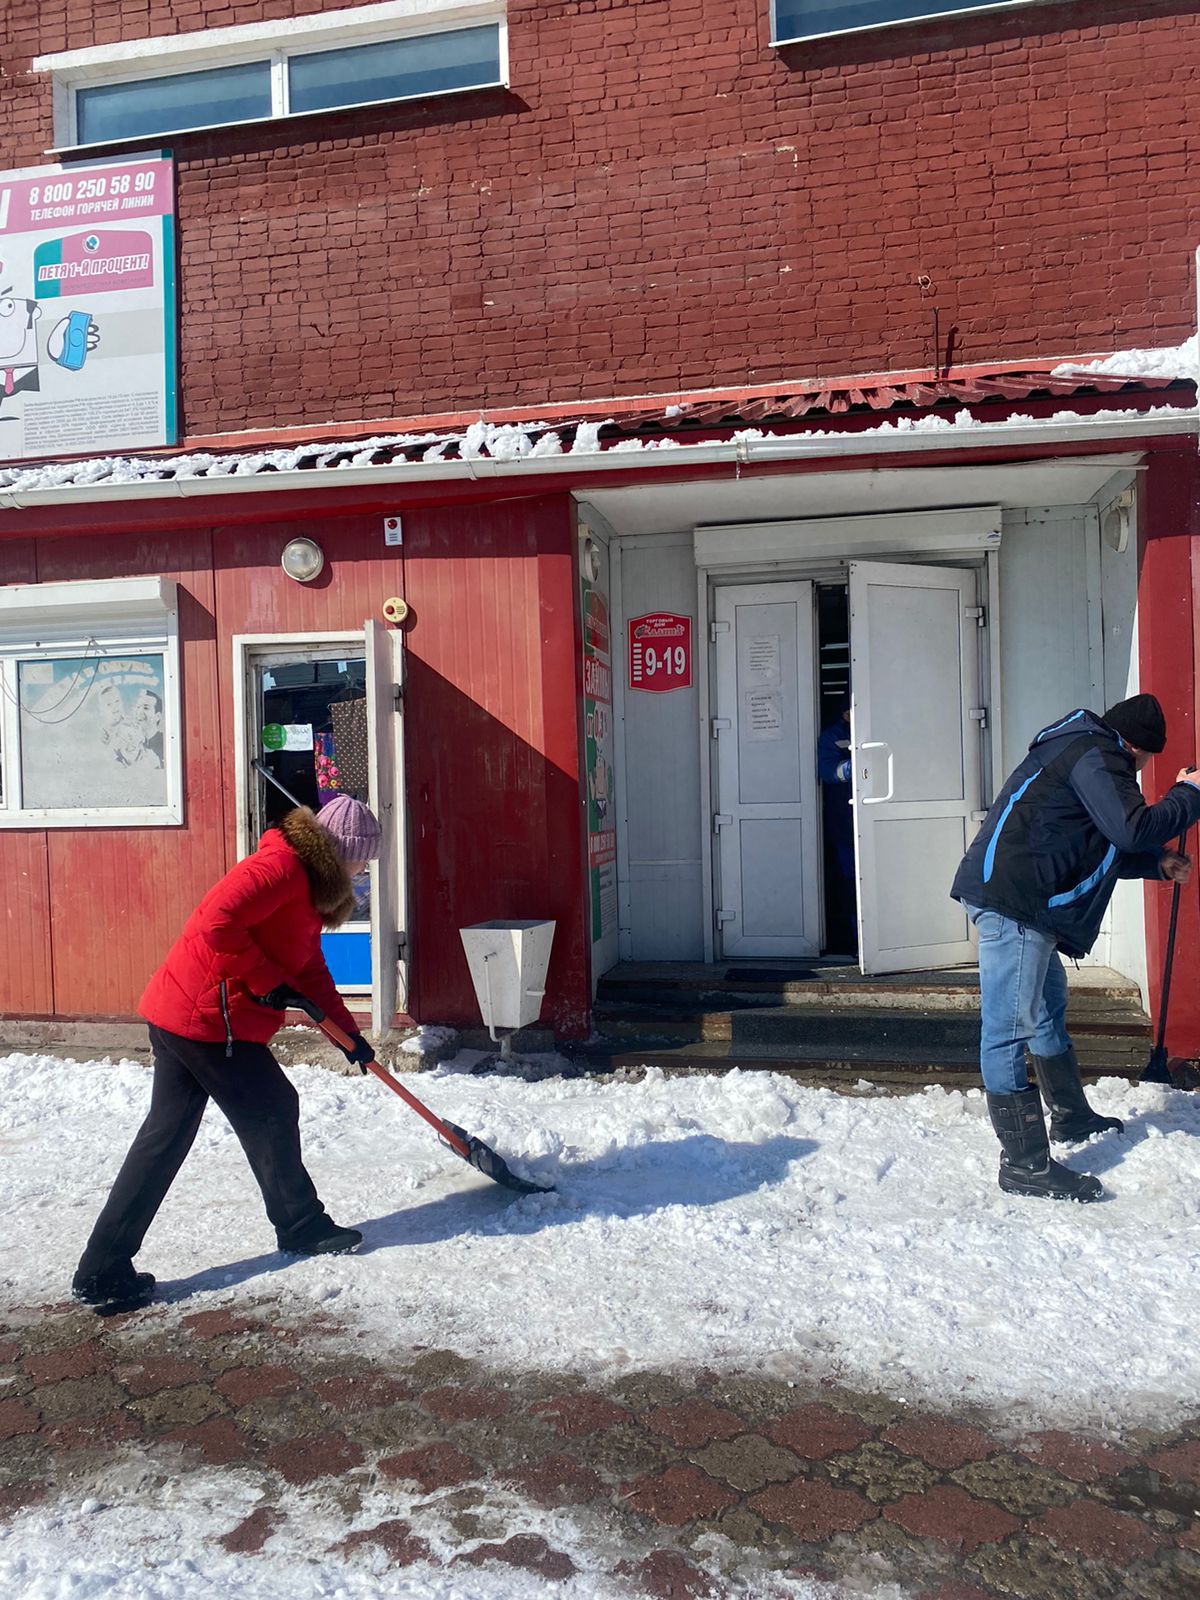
[962,904,1072,1094]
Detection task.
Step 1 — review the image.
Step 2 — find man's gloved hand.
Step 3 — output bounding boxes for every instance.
[252,984,307,1011]
[1161,850,1192,885]
[342,1032,376,1073]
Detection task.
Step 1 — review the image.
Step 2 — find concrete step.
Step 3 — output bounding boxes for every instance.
[598,974,1144,1015]
[594,998,1150,1045]
[575,1033,1153,1079]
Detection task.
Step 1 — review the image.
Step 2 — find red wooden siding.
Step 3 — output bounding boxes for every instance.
[0,495,588,1031]
[1139,449,1200,1057]
[0,538,52,1013]
[402,495,589,1033]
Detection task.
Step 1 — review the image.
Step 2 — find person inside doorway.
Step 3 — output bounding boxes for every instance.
[818,694,856,955]
[72,793,383,1310]
[952,694,1200,1204]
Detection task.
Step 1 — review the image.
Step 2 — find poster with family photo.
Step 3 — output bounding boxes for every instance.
[18,653,167,809]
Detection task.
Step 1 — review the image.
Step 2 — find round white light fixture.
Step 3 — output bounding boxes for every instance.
[281,537,324,583]
[582,536,602,582]
[1103,506,1129,554]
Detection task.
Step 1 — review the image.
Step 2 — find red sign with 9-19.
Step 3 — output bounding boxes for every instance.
[628,612,692,692]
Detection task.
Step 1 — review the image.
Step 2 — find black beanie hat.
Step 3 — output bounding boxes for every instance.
[1103,693,1167,754]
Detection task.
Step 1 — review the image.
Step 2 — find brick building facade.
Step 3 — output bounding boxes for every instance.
[4,1,1197,430]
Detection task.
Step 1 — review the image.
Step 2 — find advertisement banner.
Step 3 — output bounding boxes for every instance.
[19,653,167,809]
[581,578,617,946]
[0,154,177,462]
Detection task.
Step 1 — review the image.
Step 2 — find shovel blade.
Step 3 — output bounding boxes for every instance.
[1140,1046,1174,1085]
[441,1121,554,1195]
[1168,1057,1200,1092]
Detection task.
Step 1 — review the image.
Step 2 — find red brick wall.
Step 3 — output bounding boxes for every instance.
[3,0,1196,435]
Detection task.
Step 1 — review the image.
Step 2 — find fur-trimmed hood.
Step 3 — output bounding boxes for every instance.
[278,806,356,928]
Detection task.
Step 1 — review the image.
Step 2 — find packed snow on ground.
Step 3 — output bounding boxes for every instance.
[5,1051,1199,1433]
[4,1052,1198,1600]
[0,1474,857,1600]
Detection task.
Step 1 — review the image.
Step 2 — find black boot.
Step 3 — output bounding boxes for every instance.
[987,1087,1104,1202]
[1030,1049,1124,1143]
[276,1214,363,1255]
[72,1260,156,1309]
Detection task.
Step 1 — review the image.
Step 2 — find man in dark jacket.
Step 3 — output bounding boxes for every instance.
[952,694,1200,1203]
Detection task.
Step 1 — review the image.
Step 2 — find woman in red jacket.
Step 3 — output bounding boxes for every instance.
[73,794,382,1309]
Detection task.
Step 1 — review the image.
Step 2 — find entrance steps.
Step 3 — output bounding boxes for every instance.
[575,961,1152,1086]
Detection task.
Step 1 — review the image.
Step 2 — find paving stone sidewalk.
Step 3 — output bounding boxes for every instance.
[2,1294,1199,1598]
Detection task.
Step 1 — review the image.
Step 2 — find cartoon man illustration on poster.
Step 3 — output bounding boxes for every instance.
[0,289,100,412]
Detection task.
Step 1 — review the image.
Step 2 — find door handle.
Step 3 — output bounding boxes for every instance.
[860,741,894,805]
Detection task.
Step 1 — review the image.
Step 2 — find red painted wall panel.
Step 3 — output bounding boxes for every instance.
[2,2,1197,437]
[402,495,589,1033]
[0,538,53,1013]
[0,497,588,1030]
[1138,449,1200,1058]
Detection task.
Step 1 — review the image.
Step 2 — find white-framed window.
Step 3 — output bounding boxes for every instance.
[35,0,506,151]
[771,0,1050,46]
[0,576,183,828]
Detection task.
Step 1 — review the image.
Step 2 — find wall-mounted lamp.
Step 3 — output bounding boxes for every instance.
[1102,488,1135,555]
[582,535,602,583]
[281,537,324,583]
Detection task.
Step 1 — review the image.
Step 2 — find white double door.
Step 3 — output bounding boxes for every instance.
[713,562,982,972]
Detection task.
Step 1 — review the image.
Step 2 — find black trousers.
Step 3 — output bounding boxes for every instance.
[77,1025,328,1276]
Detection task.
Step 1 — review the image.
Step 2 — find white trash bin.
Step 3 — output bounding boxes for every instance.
[460,920,556,1052]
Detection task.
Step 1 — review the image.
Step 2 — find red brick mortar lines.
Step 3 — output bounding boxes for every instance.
[2,1297,1200,1595]
[1,3,1198,435]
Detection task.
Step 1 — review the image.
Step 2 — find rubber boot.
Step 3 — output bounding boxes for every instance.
[1030,1049,1124,1142]
[72,1260,156,1309]
[987,1087,1104,1203]
[276,1215,363,1255]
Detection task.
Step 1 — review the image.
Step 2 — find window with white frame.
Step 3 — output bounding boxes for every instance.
[0,577,183,827]
[36,0,506,150]
[772,0,1045,45]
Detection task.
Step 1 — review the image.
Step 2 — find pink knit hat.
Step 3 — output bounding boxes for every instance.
[317,794,383,862]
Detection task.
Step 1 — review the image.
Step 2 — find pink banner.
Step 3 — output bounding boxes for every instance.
[0,158,173,237]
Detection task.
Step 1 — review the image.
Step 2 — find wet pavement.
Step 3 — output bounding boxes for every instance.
[2,1294,1199,1597]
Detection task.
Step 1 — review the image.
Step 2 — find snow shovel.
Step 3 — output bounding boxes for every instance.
[291,995,553,1196]
[1140,822,1200,1089]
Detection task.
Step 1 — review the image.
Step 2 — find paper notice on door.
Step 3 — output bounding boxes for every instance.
[282,724,315,751]
[745,690,783,741]
[746,634,781,686]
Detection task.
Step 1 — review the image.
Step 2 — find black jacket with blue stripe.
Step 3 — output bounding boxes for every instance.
[952,709,1200,958]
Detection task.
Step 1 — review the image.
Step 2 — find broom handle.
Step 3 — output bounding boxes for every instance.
[1156,823,1190,1052]
[312,1012,473,1160]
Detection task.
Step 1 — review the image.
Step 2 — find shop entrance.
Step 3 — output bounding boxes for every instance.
[235,624,405,1033]
[710,562,984,973]
[251,647,372,989]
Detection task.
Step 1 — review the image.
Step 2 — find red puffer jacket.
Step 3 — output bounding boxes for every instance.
[140,808,361,1046]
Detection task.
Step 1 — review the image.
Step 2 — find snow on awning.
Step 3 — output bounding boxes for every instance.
[0,355,1191,496]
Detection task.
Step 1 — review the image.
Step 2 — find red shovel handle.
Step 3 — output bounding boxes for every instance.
[313,1013,473,1161]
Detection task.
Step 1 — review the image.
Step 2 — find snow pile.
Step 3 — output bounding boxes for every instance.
[398,1023,460,1058]
[1052,335,1200,381]
[4,1054,1200,1433]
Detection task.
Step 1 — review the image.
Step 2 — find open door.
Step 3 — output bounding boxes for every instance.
[365,618,407,1034]
[713,580,821,958]
[849,561,982,973]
